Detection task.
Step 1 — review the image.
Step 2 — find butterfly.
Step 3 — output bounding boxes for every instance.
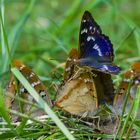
[113,62,140,116]
[77,11,121,74]
[5,59,52,121]
[56,51,114,117]
[55,48,99,117]
[66,11,115,104]
[55,11,118,117]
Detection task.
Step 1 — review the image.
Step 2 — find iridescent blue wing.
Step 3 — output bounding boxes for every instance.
[78,11,121,74]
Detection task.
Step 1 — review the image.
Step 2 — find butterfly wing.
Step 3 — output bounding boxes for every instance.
[113,62,140,116]
[92,70,114,105]
[5,59,52,121]
[63,48,78,82]
[56,69,98,117]
[5,74,16,109]
[78,11,121,74]
[12,59,52,107]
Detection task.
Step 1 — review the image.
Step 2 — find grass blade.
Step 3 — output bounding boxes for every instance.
[1,0,36,74]
[0,85,16,133]
[121,14,140,56]
[0,11,12,66]
[1,0,5,65]
[125,85,140,139]
[11,67,75,140]
[114,77,134,139]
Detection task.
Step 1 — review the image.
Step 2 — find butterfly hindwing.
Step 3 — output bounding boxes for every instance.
[92,70,114,105]
[56,68,98,117]
[12,59,52,107]
[63,48,78,82]
[113,62,140,116]
[5,59,52,121]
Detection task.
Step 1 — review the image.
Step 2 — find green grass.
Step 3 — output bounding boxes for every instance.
[1,0,140,139]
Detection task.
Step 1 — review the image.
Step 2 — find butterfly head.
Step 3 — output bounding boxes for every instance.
[78,11,121,74]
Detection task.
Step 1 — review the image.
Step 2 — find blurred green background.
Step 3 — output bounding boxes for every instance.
[1,0,140,92]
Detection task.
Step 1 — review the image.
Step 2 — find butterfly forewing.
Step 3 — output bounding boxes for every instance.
[79,11,113,59]
[78,11,121,74]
